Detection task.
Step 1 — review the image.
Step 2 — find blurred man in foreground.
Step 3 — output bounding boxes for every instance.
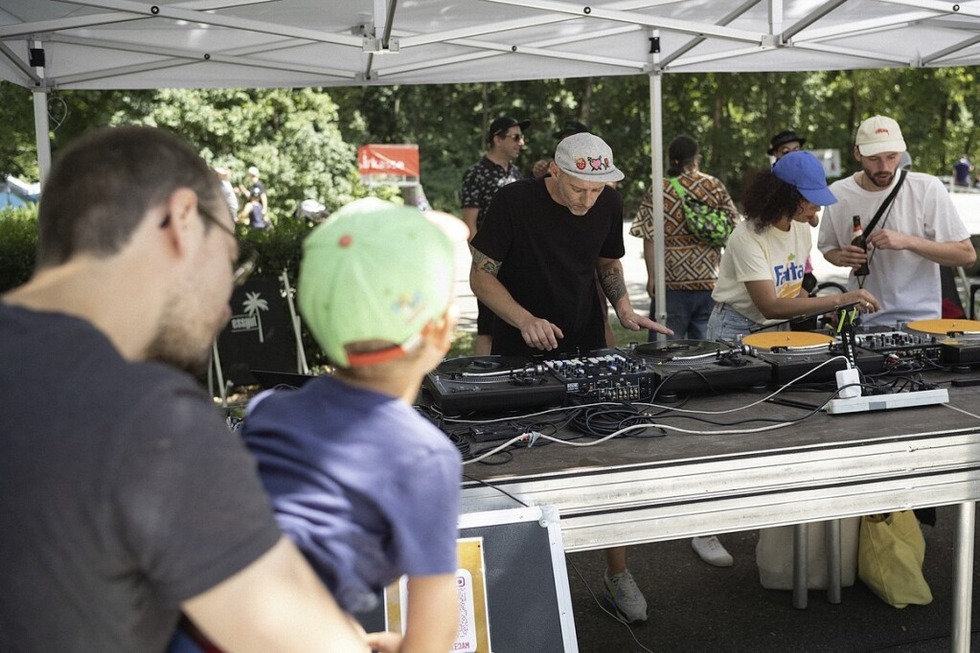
[0,125,383,653]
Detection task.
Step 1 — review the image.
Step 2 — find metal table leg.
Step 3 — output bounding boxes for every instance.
[952,502,975,652]
[793,522,808,609]
[826,519,842,604]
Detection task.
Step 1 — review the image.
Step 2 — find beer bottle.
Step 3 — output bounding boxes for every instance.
[851,215,869,276]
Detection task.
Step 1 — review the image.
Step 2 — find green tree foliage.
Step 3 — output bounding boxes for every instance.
[112,88,366,219]
[0,84,43,180]
[0,207,38,293]
[2,66,978,218]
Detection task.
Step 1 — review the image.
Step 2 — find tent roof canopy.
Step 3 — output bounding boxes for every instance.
[2,0,980,91]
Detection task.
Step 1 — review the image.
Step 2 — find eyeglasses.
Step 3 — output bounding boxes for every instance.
[198,207,259,286]
[161,206,258,286]
[498,132,525,143]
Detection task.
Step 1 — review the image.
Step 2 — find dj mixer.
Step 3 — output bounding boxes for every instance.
[541,349,656,402]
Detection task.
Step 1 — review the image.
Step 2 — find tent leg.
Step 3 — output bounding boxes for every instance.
[281,270,310,374]
[32,90,52,185]
[648,37,666,342]
[211,341,228,408]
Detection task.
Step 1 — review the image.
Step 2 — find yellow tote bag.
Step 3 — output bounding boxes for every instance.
[857,510,933,608]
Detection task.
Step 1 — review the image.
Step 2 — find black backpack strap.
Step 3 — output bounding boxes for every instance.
[864,169,907,235]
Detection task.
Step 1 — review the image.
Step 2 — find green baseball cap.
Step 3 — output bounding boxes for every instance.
[299,197,457,367]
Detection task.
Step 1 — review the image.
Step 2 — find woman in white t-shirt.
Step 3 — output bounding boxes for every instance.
[708,151,880,343]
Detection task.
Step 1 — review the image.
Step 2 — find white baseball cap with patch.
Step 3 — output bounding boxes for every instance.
[553,132,624,183]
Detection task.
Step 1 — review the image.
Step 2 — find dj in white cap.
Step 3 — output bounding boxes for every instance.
[470,131,672,624]
[818,115,975,327]
[470,131,671,355]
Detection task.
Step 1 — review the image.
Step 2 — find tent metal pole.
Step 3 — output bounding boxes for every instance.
[32,91,52,184]
[648,31,666,342]
[210,341,228,408]
[280,270,310,374]
[31,39,52,185]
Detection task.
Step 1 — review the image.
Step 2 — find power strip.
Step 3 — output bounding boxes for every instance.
[824,388,949,415]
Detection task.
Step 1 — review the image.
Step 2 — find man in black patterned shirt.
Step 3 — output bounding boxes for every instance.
[461,115,530,355]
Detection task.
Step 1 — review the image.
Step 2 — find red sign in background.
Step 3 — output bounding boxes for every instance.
[357,144,420,179]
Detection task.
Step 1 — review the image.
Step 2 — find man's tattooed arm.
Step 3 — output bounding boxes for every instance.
[470,246,502,277]
[598,264,627,304]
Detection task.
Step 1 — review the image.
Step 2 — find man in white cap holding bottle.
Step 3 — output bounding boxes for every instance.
[818,115,975,327]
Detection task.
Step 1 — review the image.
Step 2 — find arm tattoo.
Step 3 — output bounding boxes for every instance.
[470,247,502,277]
[599,266,627,303]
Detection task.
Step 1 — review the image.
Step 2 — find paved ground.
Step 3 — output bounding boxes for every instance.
[566,507,980,652]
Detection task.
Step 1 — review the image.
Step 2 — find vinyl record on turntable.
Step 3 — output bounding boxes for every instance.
[435,355,533,378]
[906,319,980,336]
[633,339,721,362]
[742,331,834,351]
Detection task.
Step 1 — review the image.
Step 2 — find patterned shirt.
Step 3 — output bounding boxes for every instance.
[461,156,522,229]
[629,170,739,291]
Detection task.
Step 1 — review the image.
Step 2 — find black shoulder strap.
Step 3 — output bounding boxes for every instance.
[864,169,907,235]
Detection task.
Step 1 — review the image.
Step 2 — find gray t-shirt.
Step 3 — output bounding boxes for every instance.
[0,304,282,652]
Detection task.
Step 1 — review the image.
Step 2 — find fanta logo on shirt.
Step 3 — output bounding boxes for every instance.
[774,261,806,286]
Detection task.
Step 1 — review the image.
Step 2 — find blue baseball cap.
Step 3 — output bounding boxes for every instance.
[772,150,837,206]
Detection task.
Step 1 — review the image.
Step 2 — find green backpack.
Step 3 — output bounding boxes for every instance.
[668,177,733,248]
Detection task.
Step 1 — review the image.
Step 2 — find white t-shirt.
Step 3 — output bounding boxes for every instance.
[818,171,969,327]
[712,219,811,326]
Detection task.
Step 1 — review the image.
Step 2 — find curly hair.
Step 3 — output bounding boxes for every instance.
[740,168,805,233]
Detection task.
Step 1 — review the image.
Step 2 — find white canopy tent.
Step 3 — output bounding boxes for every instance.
[3,0,980,327]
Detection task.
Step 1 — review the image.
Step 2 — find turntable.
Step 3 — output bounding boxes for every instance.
[907,319,980,336]
[629,340,772,395]
[742,332,885,384]
[906,319,980,366]
[742,332,835,350]
[422,355,566,414]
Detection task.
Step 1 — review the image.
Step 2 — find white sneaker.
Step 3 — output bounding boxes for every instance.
[603,570,648,623]
[691,536,734,567]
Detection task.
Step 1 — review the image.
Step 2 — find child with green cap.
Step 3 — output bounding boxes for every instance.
[242,197,464,651]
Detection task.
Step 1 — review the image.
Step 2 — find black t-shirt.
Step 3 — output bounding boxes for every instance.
[471,177,625,357]
[460,156,522,229]
[0,304,282,652]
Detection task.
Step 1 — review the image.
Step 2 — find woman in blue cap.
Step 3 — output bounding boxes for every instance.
[707,150,880,343]
[693,150,882,568]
